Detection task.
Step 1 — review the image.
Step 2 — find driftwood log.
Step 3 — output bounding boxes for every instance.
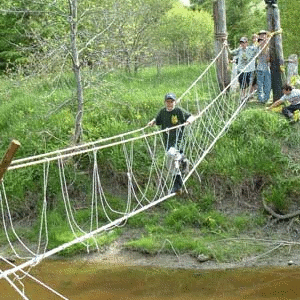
[263,199,300,220]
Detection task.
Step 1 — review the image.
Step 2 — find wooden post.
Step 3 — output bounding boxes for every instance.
[213,0,230,91]
[266,2,284,101]
[0,140,21,181]
[286,54,298,85]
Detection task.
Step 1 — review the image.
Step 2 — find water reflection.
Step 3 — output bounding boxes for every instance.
[1,260,300,299]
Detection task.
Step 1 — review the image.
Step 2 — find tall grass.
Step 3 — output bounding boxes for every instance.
[1,64,300,259]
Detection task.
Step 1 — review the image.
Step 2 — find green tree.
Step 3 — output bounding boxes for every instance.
[280,0,300,59]
[225,0,265,47]
[159,2,214,64]
[190,0,214,12]
[101,0,173,73]
[191,0,266,48]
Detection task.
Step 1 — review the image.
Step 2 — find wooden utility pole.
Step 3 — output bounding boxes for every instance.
[213,0,230,91]
[0,140,21,182]
[266,1,284,101]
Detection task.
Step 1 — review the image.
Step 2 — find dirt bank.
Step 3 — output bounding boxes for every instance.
[76,226,300,271]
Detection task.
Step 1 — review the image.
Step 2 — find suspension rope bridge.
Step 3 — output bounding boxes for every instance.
[0,39,272,299]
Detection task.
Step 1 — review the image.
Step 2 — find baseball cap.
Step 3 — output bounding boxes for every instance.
[165,93,176,101]
[239,37,248,43]
[258,30,267,35]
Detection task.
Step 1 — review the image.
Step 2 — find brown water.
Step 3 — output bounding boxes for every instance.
[1,260,300,299]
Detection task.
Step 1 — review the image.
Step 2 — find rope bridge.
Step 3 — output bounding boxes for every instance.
[0,40,270,299]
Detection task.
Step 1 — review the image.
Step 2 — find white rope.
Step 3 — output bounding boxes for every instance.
[6,41,270,173]
[0,268,29,300]
[0,191,177,279]
[91,150,99,231]
[0,182,36,258]
[0,256,69,300]
[36,161,50,255]
[7,46,228,171]
[1,41,270,281]
[177,44,225,103]
[10,126,149,167]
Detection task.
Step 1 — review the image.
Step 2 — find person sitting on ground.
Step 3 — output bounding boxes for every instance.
[147,93,194,194]
[267,84,300,121]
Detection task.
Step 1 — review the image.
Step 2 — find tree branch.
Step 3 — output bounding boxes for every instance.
[78,19,115,55]
[263,198,300,220]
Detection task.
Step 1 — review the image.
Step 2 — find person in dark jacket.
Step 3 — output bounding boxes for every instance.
[148,93,194,193]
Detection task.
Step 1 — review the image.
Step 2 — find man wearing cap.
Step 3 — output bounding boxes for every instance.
[256,34,271,103]
[257,28,284,102]
[148,93,194,193]
[258,30,268,40]
[227,37,257,95]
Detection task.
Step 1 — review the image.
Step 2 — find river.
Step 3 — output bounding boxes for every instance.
[1,260,300,299]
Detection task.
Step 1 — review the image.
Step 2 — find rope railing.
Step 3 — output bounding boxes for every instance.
[8,39,270,171]
[0,39,272,293]
[8,46,227,170]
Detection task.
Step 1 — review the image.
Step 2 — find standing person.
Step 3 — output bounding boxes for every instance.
[252,34,259,46]
[258,30,268,41]
[147,93,194,193]
[227,37,256,97]
[256,36,271,104]
[249,34,259,93]
[258,28,285,100]
[267,84,300,121]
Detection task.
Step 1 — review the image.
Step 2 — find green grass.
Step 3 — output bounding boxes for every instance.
[125,203,269,262]
[125,224,267,262]
[1,63,300,260]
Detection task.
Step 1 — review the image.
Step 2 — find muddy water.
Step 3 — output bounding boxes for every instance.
[1,260,300,299]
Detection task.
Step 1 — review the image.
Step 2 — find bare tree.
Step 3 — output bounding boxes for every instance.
[68,0,83,144]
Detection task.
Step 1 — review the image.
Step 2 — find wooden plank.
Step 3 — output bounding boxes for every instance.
[0,140,21,181]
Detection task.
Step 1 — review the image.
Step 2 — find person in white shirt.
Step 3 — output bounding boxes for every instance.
[267,84,300,120]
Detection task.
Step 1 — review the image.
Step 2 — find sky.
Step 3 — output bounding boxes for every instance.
[179,0,191,6]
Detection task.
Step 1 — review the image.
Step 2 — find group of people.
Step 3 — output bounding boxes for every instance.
[228,29,300,122]
[227,29,278,104]
[147,29,299,194]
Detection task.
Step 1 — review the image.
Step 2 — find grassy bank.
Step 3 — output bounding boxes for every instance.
[1,64,300,263]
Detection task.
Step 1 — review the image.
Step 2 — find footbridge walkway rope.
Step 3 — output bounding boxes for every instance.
[0,38,273,299]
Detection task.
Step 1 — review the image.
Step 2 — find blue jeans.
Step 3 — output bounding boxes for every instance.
[257,70,271,103]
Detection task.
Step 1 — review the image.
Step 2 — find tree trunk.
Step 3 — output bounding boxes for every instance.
[267,4,284,101]
[69,0,84,144]
[286,54,298,85]
[213,0,230,91]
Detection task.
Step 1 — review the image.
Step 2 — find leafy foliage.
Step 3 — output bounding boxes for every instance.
[225,0,265,47]
[280,0,300,59]
[159,2,214,63]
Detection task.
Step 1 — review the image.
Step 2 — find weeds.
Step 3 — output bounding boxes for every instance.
[1,64,300,260]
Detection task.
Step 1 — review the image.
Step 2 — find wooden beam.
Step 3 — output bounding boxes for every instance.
[213,0,230,91]
[0,140,21,181]
[267,3,284,101]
